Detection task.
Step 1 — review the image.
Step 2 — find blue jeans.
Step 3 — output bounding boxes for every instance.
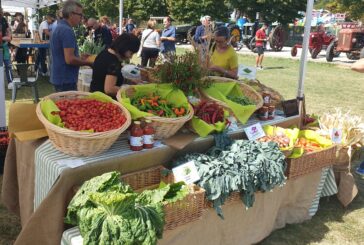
[3,59,13,84]
[35,48,47,73]
[54,83,77,92]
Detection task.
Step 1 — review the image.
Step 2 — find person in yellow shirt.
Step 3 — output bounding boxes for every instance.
[209,26,238,79]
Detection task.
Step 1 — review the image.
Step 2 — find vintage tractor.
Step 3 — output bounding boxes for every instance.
[248,24,286,52]
[326,23,364,61]
[291,26,336,59]
[228,24,244,51]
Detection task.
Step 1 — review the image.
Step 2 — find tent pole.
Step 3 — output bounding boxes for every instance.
[119,0,123,34]
[297,0,314,125]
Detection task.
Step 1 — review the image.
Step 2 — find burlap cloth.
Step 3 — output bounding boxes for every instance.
[333,147,358,207]
[1,136,325,245]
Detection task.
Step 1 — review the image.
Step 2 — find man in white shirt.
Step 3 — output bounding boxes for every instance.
[36,14,55,75]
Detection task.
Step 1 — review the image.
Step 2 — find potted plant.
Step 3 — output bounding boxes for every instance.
[153,52,211,97]
[79,39,105,62]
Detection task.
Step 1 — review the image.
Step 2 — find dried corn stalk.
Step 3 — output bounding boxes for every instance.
[188,23,215,72]
[319,108,364,161]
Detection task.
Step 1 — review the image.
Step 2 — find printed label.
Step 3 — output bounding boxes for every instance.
[143,134,155,145]
[244,123,266,140]
[130,136,143,147]
[263,96,270,104]
[330,128,342,144]
[172,160,200,184]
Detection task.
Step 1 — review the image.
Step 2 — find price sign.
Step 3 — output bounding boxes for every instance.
[172,161,200,185]
[244,123,266,140]
[330,128,342,144]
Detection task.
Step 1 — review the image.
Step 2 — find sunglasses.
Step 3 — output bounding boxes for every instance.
[72,12,83,18]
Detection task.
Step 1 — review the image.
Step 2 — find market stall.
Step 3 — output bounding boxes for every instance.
[1,102,340,245]
[3,1,362,244]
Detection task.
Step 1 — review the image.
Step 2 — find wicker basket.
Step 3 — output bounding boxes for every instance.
[36,91,131,157]
[205,191,241,208]
[285,145,337,179]
[140,67,158,83]
[200,76,264,111]
[121,165,206,230]
[116,86,194,140]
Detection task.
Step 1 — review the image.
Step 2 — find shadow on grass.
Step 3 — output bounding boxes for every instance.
[259,148,364,245]
[262,66,285,70]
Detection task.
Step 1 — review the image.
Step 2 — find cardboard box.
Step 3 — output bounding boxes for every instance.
[8,103,47,141]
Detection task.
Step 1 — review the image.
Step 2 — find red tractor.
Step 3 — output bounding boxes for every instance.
[291,26,336,59]
[326,23,364,62]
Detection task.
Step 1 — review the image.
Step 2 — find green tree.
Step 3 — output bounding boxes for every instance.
[129,0,168,21]
[167,0,229,24]
[316,0,364,21]
[228,0,306,24]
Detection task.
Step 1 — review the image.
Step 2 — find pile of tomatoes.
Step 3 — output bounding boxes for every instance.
[54,99,127,132]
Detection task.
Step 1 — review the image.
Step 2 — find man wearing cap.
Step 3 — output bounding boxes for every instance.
[193,16,211,44]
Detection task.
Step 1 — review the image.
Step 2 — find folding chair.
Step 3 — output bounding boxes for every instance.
[12,63,40,103]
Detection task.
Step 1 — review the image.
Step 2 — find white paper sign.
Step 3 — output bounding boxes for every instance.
[172,161,200,185]
[57,159,85,169]
[244,123,266,140]
[330,128,342,144]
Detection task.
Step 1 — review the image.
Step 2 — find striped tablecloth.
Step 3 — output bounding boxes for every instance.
[34,115,293,210]
[34,138,165,210]
[309,166,337,216]
[61,166,338,245]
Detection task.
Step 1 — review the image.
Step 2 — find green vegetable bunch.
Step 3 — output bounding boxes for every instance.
[65,171,189,245]
[226,95,255,106]
[79,39,105,55]
[173,140,286,218]
[153,52,211,96]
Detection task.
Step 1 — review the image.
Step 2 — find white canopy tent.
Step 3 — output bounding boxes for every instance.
[1,0,61,9]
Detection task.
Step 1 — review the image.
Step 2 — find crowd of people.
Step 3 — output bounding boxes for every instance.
[9,0,353,101]
[1,0,240,100]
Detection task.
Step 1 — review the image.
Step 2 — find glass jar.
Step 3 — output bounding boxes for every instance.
[130,121,143,151]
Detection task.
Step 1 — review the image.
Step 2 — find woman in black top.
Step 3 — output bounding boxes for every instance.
[90,33,140,97]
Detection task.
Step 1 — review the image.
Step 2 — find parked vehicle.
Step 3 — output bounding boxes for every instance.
[248,23,286,52]
[326,23,364,61]
[175,24,195,44]
[291,26,337,59]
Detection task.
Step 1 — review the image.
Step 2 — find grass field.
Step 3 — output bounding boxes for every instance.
[0,53,363,245]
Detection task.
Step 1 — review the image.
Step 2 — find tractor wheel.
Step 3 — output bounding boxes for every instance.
[346,52,360,60]
[326,41,335,62]
[360,48,364,58]
[269,25,285,51]
[249,37,257,53]
[311,47,321,59]
[291,46,298,57]
[229,25,242,51]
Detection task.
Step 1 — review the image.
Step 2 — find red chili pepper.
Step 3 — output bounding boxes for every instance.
[211,111,217,124]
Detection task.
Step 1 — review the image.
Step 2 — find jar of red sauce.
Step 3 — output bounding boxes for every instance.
[143,120,155,149]
[130,121,144,151]
[258,106,269,121]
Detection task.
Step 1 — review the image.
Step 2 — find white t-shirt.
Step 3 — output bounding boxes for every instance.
[38,20,49,40]
[141,29,160,49]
